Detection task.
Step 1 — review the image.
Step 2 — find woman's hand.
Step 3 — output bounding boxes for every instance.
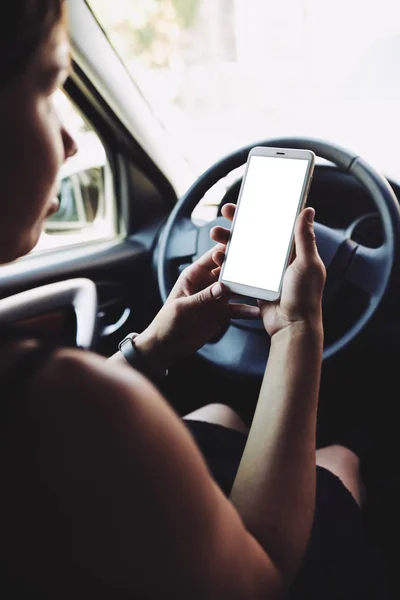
[133,243,260,374]
[211,203,326,338]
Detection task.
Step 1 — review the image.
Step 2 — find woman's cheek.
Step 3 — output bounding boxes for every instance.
[26,207,47,245]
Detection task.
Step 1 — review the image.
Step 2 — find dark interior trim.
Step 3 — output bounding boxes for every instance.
[0,239,147,300]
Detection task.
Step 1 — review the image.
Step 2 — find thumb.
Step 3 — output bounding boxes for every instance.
[294,207,318,265]
[190,281,227,306]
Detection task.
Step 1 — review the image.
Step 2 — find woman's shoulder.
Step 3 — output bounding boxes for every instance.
[33,346,153,400]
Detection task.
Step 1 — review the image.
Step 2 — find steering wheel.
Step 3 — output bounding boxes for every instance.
[158,138,400,378]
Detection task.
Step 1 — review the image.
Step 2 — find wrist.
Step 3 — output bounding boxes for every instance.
[133,328,170,376]
[271,318,323,346]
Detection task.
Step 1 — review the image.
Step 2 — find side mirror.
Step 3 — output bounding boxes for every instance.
[45,167,104,233]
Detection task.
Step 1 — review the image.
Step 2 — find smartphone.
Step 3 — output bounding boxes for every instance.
[219,146,315,302]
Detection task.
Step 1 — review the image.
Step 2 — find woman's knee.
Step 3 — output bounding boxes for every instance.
[316,445,365,508]
[184,403,249,434]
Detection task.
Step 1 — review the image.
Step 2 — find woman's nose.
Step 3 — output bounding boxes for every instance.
[61,126,78,160]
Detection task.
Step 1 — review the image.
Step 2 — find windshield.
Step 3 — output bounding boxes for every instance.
[88,0,400,180]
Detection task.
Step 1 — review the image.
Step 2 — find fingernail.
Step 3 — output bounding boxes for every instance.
[211,282,223,299]
[306,208,315,224]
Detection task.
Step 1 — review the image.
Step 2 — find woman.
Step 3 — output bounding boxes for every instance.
[0,2,389,598]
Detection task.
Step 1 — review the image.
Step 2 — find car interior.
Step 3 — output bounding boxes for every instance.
[1,0,400,595]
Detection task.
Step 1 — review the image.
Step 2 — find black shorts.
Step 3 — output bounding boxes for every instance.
[185,420,392,600]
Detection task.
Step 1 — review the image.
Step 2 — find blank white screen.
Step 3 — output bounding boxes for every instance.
[222,155,309,293]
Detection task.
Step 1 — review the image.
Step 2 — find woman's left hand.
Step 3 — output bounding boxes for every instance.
[133,243,260,373]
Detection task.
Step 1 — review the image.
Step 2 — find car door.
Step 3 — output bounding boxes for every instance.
[0,4,182,359]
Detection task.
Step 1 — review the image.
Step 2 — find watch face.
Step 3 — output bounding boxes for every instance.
[119,336,132,349]
[119,337,134,359]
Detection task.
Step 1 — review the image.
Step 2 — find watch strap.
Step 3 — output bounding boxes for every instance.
[118,334,167,380]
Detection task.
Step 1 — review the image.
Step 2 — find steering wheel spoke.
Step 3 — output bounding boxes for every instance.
[345,244,388,298]
[164,217,199,263]
[314,222,347,268]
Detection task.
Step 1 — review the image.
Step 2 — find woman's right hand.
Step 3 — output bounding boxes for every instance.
[211,204,326,338]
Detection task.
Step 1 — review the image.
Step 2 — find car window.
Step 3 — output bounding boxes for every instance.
[87,0,400,185]
[32,91,117,254]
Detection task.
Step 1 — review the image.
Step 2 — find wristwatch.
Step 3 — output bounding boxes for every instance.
[118,333,168,380]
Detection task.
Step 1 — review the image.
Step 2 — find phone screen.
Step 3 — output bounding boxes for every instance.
[222,155,310,294]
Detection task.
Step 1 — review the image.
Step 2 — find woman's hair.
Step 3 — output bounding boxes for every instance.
[0,0,64,86]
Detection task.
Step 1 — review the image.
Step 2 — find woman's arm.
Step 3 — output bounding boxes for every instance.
[230,324,323,581]
[228,208,326,585]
